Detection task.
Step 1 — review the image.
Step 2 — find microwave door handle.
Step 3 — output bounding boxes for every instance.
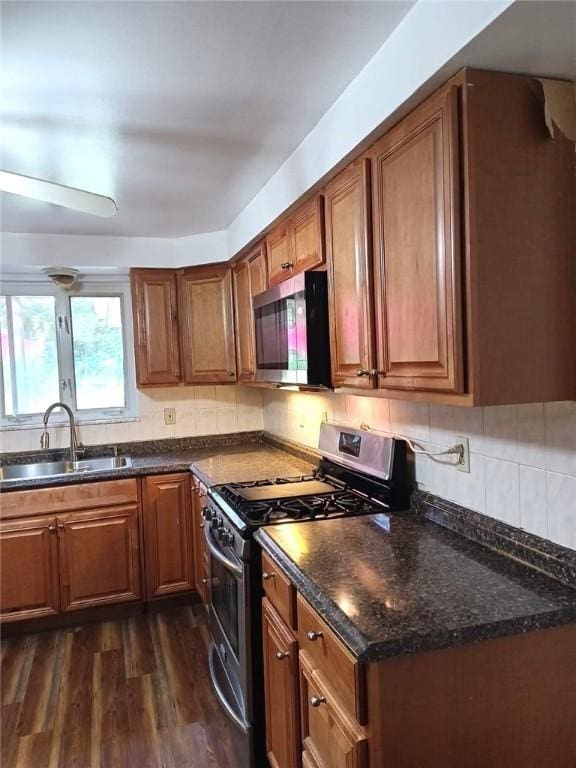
[203,524,243,578]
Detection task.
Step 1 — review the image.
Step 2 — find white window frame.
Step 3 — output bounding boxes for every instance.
[0,273,138,428]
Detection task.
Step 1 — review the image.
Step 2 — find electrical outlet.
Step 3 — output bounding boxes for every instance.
[164,408,176,425]
[455,436,470,473]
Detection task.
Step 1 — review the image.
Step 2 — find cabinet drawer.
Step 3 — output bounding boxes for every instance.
[262,552,296,630]
[297,594,365,723]
[0,478,139,519]
[300,651,368,768]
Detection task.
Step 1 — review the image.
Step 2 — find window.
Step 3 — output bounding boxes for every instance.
[0,278,137,426]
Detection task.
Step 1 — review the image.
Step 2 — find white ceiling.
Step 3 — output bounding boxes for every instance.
[0,0,414,237]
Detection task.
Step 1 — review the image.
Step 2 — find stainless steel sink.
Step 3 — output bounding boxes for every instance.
[0,456,133,481]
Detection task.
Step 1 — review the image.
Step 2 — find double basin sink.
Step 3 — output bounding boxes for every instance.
[0,455,133,482]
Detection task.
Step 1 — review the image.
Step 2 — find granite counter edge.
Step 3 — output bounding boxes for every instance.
[255,528,576,664]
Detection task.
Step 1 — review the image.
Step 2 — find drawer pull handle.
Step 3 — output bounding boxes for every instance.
[275,651,289,661]
[355,369,371,377]
[310,696,326,708]
[281,262,293,270]
[307,630,323,642]
[263,572,275,581]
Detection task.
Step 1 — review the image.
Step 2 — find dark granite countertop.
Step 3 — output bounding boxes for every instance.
[255,512,576,663]
[0,434,316,492]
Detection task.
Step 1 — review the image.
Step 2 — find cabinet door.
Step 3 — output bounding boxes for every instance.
[0,516,60,621]
[192,477,210,608]
[130,268,181,386]
[294,196,325,273]
[263,598,301,768]
[142,474,194,599]
[371,85,463,393]
[248,242,268,297]
[58,505,141,611]
[325,160,375,389]
[233,258,256,383]
[299,652,368,768]
[178,266,237,384]
[266,220,294,286]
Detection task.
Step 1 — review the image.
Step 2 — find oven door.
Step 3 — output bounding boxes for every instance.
[203,522,251,721]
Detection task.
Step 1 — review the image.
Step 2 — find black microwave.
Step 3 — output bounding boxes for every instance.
[253,271,331,387]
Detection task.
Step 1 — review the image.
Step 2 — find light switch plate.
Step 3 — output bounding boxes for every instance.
[164,408,176,425]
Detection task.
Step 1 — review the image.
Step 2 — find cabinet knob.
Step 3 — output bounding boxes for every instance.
[275,650,289,661]
[310,696,326,708]
[48,524,56,533]
[355,369,371,377]
[306,630,323,642]
[227,371,235,377]
[280,262,293,270]
[58,523,64,530]
[199,522,205,529]
[262,572,275,581]
[202,578,209,585]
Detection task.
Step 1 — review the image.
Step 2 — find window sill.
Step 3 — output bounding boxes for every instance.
[1,416,140,432]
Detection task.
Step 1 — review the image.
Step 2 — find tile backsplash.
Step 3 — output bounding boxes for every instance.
[262,389,576,552]
[0,385,263,452]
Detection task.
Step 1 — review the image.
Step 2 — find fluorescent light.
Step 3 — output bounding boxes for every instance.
[0,170,118,217]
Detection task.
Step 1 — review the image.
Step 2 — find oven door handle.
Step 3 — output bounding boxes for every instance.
[203,523,243,578]
[208,642,250,735]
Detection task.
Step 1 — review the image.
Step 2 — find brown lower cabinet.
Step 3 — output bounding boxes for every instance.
[262,598,300,768]
[142,473,194,599]
[0,474,202,624]
[261,552,576,768]
[192,473,210,609]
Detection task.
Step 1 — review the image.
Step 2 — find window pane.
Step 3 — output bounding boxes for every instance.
[0,295,60,415]
[70,296,125,410]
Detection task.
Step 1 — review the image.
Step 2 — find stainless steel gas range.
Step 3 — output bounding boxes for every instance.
[202,423,411,767]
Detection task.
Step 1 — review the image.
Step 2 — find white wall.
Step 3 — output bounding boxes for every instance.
[262,389,576,552]
[0,385,263,452]
[0,230,228,270]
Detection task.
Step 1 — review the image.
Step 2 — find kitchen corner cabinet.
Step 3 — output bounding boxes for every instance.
[142,474,194,599]
[131,268,181,386]
[178,264,237,384]
[192,474,210,609]
[233,241,268,382]
[262,598,301,768]
[325,159,375,389]
[266,195,325,286]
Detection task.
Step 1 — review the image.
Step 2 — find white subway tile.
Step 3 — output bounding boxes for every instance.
[485,457,520,527]
[196,409,219,435]
[429,404,484,453]
[519,465,548,538]
[214,386,237,405]
[237,406,264,431]
[174,410,197,438]
[0,430,32,453]
[545,401,576,477]
[105,422,130,444]
[483,405,517,462]
[217,408,238,434]
[194,386,217,409]
[79,424,107,446]
[236,386,264,407]
[516,404,546,469]
[345,395,373,427]
[546,472,576,550]
[371,398,391,433]
[389,400,430,442]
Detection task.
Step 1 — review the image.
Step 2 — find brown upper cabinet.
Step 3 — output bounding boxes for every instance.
[131,265,237,387]
[325,159,375,390]
[233,241,268,382]
[371,84,463,395]
[178,264,237,384]
[328,69,576,405]
[266,195,325,286]
[131,269,181,386]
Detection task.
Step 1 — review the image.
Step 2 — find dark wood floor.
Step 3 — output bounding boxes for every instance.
[1,605,242,768]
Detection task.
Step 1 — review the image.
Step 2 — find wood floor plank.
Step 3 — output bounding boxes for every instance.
[1,702,22,768]
[46,631,73,768]
[60,626,96,733]
[17,631,65,736]
[1,634,37,706]
[14,731,53,768]
[127,674,168,768]
[96,620,124,653]
[122,616,157,678]
[57,723,91,768]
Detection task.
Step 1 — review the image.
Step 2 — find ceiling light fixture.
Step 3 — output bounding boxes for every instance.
[0,170,118,217]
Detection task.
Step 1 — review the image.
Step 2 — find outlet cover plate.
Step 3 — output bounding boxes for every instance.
[164,408,176,425]
[456,436,470,473]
